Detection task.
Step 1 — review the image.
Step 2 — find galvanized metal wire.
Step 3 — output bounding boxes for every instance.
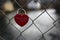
[0,0,60,40]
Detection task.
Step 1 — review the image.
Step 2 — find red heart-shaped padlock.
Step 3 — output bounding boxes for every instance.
[14,14,29,27]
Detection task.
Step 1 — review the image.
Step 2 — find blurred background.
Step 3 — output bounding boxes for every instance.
[0,0,60,40]
[0,0,60,13]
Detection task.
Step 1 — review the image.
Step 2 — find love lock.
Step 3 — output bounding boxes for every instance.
[14,8,29,27]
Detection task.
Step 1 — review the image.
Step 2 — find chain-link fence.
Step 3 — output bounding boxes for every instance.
[0,0,60,40]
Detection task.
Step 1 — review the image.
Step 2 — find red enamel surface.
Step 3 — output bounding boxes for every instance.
[14,14,29,27]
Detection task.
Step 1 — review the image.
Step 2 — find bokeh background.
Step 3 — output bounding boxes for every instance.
[0,0,60,40]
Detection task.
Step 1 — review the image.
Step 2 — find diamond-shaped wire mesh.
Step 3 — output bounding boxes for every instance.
[0,0,60,40]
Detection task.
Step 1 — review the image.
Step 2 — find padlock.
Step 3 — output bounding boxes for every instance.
[14,8,29,27]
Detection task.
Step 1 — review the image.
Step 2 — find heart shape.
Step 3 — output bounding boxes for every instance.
[14,14,29,27]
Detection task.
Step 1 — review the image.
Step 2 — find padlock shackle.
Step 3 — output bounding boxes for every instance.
[17,8,26,14]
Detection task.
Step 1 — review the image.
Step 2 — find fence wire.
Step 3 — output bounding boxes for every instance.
[0,0,60,40]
